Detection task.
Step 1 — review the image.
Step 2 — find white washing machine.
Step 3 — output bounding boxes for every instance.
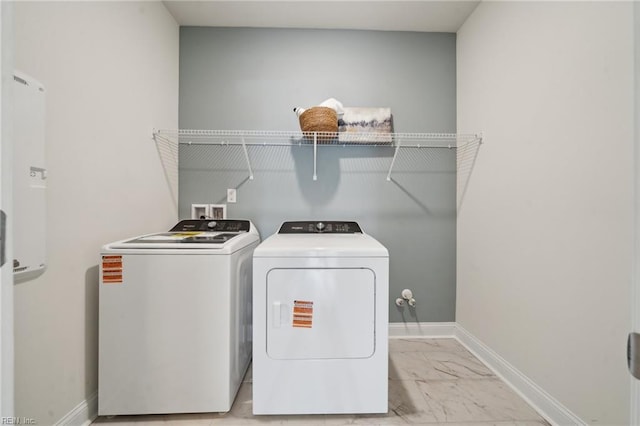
[98,219,260,416]
[252,221,389,415]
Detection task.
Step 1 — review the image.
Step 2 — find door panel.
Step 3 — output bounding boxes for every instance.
[266,268,375,360]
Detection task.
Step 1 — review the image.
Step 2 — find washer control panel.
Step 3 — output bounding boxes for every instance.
[278,221,362,234]
[169,219,250,233]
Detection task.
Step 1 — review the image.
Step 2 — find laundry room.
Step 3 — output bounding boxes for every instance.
[3,1,637,425]
[177,26,459,324]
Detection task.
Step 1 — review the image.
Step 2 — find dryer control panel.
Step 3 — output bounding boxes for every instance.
[278,221,362,234]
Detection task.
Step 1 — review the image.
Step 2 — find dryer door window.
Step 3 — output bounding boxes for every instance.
[266,268,375,360]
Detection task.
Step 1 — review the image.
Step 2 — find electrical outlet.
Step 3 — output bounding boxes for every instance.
[227,188,237,203]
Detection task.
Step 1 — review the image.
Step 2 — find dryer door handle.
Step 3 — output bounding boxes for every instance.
[272,302,289,328]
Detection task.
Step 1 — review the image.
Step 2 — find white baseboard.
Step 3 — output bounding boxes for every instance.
[388,321,456,337]
[54,391,98,426]
[454,325,585,425]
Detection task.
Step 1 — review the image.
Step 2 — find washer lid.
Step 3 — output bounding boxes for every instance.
[121,231,241,245]
[102,219,260,252]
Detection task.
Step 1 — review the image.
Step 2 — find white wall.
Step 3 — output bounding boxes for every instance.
[13,2,178,423]
[178,28,458,323]
[457,2,634,424]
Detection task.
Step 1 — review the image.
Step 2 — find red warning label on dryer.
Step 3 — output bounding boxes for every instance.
[102,255,123,284]
[292,300,313,328]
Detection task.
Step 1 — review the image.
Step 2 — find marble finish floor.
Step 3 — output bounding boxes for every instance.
[93,338,550,425]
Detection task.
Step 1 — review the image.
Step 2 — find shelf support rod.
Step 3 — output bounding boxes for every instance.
[241,138,254,180]
[386,137,403,181]
[313,133,318,181]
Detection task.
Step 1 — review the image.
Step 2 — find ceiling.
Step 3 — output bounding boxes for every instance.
[162,1,481,33]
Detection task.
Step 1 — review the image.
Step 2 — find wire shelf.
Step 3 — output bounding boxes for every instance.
[154,129,481,148]
[152,129,483,181]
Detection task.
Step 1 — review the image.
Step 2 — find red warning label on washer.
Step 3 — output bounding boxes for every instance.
[102,255,123,284]
[293,300,313,328]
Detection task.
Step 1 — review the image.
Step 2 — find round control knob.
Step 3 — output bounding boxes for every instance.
[316,222,326,232]
[207,221,217,229]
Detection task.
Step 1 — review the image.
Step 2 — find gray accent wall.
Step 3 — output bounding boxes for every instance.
[179,27,456,322]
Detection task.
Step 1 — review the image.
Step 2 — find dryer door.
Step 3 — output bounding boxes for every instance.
[266,268,375,360]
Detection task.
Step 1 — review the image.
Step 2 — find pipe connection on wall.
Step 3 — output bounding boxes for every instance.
[395,289,417,307]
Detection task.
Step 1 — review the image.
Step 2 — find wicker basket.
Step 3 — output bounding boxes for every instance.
[299,107,338,140]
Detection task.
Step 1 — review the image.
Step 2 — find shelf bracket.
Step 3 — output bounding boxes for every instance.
[241,138,254,180]
[313,133,318,181]
[386,137,403,181]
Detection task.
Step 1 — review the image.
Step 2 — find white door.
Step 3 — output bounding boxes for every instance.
[0,1,14,418]
[632,3,640,424]
[266,268,376,360]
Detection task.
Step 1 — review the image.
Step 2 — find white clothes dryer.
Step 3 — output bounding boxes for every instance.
[98,219,260,415]
[252,221,389,415]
